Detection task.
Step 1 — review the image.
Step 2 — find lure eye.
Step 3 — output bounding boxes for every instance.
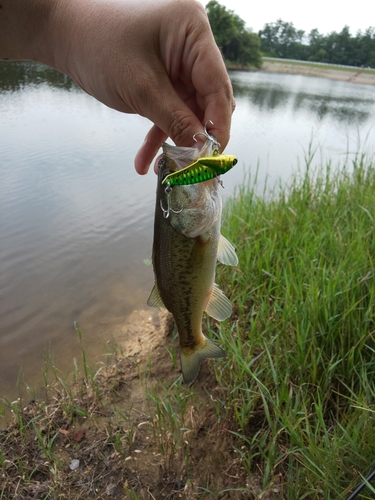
[162,169,172,181]
[233,158,238,166]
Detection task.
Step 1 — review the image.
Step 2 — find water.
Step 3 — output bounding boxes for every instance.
[1,62,375,399]
[228,71,375,189]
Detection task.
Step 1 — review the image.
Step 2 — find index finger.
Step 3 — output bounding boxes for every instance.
[190,39,235,151]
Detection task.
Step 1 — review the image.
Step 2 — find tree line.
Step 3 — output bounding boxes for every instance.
[260,20,375,68]
[206,1,375,69]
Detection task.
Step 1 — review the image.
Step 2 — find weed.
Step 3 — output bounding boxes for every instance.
[214,152,375,498]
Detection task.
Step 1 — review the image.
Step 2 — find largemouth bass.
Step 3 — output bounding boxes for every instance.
[147,136,238,385]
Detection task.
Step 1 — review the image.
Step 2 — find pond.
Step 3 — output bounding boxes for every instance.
[1,62,375,398]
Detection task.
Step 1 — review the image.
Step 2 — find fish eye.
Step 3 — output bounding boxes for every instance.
[233,158,238,166]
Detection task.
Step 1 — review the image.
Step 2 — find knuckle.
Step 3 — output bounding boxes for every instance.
[168,112,196,146]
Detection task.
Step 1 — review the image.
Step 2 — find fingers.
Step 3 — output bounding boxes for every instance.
[191,43,236,151]
[134,84,235,175]
[140,75,204,145]
[134,125,167,175]
[133,79,204,174]
[202,90,236,151]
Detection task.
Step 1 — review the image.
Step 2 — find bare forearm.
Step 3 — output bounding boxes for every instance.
[0,0,58,61]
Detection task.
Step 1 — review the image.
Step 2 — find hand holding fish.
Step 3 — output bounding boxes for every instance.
[1,0,235,173]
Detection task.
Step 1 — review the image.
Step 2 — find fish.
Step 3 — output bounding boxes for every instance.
[161,150,238,186]
[147,136,238,385]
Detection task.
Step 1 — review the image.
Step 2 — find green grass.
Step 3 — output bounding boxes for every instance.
[1,152,375,498]
[212,152,375,498]
[262,57,375,75]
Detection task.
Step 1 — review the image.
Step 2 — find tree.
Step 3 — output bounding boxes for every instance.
[206,1,262,68]
[259,19,306,59]
[355,27,375,67]
[205,0,238,51]
[321,27,355,65]
[238,30,262,68]
[307,28,327,61]
[259,19,375,68]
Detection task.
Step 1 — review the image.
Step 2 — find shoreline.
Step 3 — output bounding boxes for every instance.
[228,60,375,86]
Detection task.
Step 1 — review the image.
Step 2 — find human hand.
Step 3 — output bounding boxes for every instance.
[42,0,235,174]
[1,0,235,174]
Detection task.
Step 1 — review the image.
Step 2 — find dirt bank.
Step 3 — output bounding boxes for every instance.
[1,310,265,499]
[260,60,375,85]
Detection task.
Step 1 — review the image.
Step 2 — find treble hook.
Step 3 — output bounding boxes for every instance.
[193,120,221,151]
[160,182,183,219]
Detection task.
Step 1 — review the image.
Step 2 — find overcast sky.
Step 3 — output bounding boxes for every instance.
[199,0,374,36]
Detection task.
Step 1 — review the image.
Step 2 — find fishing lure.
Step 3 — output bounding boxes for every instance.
[162,149,238,186]
[161,120,237,186]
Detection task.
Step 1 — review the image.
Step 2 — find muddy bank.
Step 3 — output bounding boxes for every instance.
[230,60,375,86]
[0,309,259,500]
[261,60,375,85]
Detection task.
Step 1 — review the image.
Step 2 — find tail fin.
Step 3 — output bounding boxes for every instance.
[180,337,226,386]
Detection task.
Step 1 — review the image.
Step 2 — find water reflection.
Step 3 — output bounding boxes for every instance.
[231,70,373,125]
[232,78,291,110]
[0,61,76,92]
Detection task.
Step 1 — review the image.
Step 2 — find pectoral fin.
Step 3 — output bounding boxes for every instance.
[180,337,226,385]
[147,284,166,308]
[217,234,238,266]
[205,284,232,321]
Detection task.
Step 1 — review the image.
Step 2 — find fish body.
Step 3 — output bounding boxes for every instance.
[162,151,238,186]
[148,140,238,385]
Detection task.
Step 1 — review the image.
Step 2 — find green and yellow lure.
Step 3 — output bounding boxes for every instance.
[162,149,238,186]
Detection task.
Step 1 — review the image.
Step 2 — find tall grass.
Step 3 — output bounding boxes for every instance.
[1,153,375,499]
[213,153,375,498]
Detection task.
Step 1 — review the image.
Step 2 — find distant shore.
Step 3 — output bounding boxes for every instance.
[228,59,375,86]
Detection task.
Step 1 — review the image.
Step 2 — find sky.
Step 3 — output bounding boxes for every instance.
[199,0,374,36]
